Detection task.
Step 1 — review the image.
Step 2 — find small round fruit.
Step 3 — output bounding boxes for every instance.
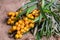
[21,29,25,33]
[7,21,10,24]
[8,12,12,16]
[20,25,24,29]
[16,12,19,16]
[12,26,17,30]
[18,20,24,24]
[15,34,19,39]
[15,34,22,39]
[24,27,29,32]
[34,13,39,17]
[17,31,20,34]
[15,22,19,26]
[23,17,28,21]
[16,27,20,31]
[29,23,34,28]
[8,18,12,21]
[10,21,14,24]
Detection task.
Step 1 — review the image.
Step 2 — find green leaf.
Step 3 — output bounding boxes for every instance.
[42,0,45,8]
[30,0,36,2]
[22,1,38,9]
[33,13,43,22]
[44,0,54,9]
[40,21,46,37]
[26,5,37,15]
[50,11,60,24]
[36,32,41,40]
[39,6,47,19]
[16,9,28,19]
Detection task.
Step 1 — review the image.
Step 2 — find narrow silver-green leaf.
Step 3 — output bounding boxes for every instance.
[26,5,37,15]
[30,0,36,2]
[22,1,38,9]
[42,0,45,8]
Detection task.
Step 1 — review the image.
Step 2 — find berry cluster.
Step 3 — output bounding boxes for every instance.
[7,9,40,39]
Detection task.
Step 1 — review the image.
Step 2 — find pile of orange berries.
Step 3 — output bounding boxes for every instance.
[7,12,18,25]
[7,9,40,39]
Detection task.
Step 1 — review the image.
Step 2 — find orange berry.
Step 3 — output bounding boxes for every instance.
[10,16,15,20]
[8,18,12,21]
[16,12,19,16]
[20,25,24,29]
[15,34,22,39]
[24,27,29,32]
[35,13,39,17]
[7,21,10,24]
[23,17,28,21]
[27,14,34,19]
[12,26,17,30]
[8,12,13,16]
[21,29,25,33]
[29,23,34,28]
[25,21,29,24]
[18,20,24,24]
[12,13,15,17]
[15,22,19,26]
[10,21,14,24]
[16,27,20,31]
[17,31,21,34]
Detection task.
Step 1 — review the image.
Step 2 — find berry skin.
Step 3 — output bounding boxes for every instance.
[7,21,10,24]
[8,18,12,21]
[29,23,34,28]
[16,26,21,31]
[24,27,29,32]
[8,12,15,17]
[21,29,25,33]
[12,26,17,30]
[15,22,19,26]
[10,21,14,24]
[15,12,19,16]
[15,34,22,39]
[27,14,34,19]
[10,16,15,20]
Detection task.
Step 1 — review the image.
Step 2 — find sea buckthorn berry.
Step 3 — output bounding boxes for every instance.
[15,22,19,26]
[29,23,34,28]
[10,16,15,20]
[12,26,17,30]
[12,13,15,17]
[20,25,24,29]
[25,21,29,24]
[23,17,28,21]
[15,34,22,39]
[21,29,25,33]
[18,20,24,24]
[19,34,22,38]
[7,21,10,24]
[34,13,39,17]
[24,27,29,32]
[25,25,29,28]
[8,18,12,21]
[18,24,21,27]
[17,31,21,34]
[17,26,20,31]
[27,14,34,19]
[16,12,19,16]
[8,12,13,16]
[10,21,14,24]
